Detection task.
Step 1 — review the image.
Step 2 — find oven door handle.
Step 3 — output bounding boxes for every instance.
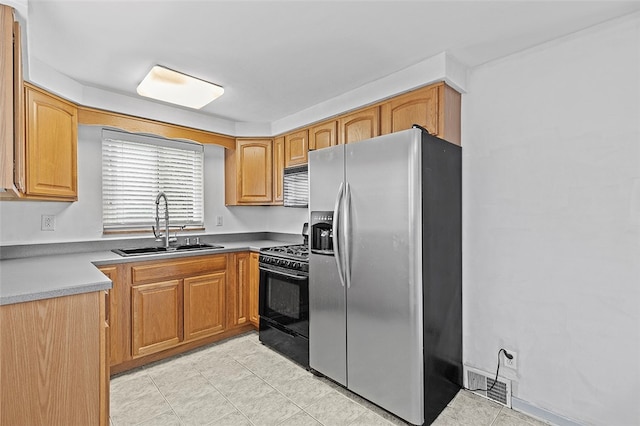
[333,182,346,288]
[259,266,308,281]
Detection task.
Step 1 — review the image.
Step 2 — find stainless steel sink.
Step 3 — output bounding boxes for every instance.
[112,243,224,257]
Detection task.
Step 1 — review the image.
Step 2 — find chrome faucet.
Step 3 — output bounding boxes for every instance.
[152,192,176,248]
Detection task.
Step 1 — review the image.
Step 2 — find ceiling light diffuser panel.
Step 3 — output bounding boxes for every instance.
[137,65,224,109]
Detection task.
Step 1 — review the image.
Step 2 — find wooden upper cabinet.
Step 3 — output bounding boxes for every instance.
[226,138,273,204]
[0,6,14,194]
[309,120,337,150]
[284,129,308,166]
[339,106,379,144]
[0,7,25,198]
[24,83,78,199]
[272,136,284,204]
[380,82,461,145]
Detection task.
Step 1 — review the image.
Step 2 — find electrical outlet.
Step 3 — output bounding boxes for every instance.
[41,214,56,231]
[503,349,518,369]
[216,215,223,226]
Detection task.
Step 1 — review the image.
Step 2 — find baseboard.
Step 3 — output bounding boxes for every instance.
[511,397,584,426]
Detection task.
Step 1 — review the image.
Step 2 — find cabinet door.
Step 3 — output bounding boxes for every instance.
[1,292,103,425]
[0,6,15,193]
[273,136,284,204]
[184,272,226,341]
[249,252,260,328]
[380,85,439,136]
[100,290,110,426]
[25,84,77,199]
[132,280,182,357]
[236,139,273,203]
[285,129,308,166]
[229,252,250,328]
[339,107,379,144]
[310,120,337,150]
[99,266,118,367]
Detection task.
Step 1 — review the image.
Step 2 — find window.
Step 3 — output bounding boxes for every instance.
[102,129,204,231]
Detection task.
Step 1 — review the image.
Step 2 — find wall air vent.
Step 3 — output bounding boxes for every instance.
[464,366,512,407]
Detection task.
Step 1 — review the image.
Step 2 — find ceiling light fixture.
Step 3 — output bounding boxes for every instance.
[136,65,224,109]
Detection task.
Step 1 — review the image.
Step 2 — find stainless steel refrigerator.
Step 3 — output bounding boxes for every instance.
[308,128,462,426]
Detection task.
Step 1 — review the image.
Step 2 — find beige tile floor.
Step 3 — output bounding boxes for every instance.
[110,332,549,426]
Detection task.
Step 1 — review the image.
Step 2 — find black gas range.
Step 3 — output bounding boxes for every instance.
[258,226,310,367]
[259,244,309,276]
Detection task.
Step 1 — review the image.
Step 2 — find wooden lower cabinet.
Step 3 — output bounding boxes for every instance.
[106,253,258,374]
[0,292,108,426]
[229,252,250,327]
[100,290,110,426]
[132,279,183,357]
[99,265,129,368]
[249,252,260,327]
[184,272,226,340]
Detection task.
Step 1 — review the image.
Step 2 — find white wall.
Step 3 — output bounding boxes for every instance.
[0,125,308,245]
[462,13,639,426]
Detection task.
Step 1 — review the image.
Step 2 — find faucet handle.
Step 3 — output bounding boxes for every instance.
[152,225,163,241]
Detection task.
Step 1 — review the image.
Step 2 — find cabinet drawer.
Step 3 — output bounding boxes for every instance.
[131,255,227,285]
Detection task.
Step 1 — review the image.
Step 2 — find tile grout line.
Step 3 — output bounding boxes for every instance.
[228,350,309,425]
[228,338,347,425]
[241,338,396,426]
[181,352,257,426]
[145,368,187,426]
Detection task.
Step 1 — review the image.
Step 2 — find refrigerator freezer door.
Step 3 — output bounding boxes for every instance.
[309,145,347,386]
[345,130,424,425]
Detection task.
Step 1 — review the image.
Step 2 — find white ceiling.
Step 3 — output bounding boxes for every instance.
[26,1,640,124]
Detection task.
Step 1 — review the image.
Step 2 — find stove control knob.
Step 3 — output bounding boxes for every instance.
[283,260,291,267]
[292,262,300,269]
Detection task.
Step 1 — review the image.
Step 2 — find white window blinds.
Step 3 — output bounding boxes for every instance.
[102,129,204,231]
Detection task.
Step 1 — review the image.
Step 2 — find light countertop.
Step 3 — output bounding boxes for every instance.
[0,238,291,306]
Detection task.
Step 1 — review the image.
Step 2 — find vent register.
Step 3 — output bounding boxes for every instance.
[465,366,512,407]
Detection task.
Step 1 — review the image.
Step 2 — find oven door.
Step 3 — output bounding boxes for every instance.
[259,266,309,338]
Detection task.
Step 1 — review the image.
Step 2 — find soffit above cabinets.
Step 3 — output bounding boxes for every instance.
[20,1,640,128]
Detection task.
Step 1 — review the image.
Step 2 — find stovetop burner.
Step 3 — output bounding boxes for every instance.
[259,243,309,274]
[261,244,309,260]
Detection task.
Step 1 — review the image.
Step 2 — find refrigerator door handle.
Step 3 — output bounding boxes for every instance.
[344,182,352,289]
[333,182,346,287]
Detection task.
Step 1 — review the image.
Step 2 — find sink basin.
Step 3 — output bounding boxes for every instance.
[112,243,224,257]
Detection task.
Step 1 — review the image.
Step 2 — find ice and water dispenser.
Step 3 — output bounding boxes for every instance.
[310,211,334,254]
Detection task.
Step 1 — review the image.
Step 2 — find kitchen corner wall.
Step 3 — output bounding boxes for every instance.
[462,12,639,426]
[0,125,308,245]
